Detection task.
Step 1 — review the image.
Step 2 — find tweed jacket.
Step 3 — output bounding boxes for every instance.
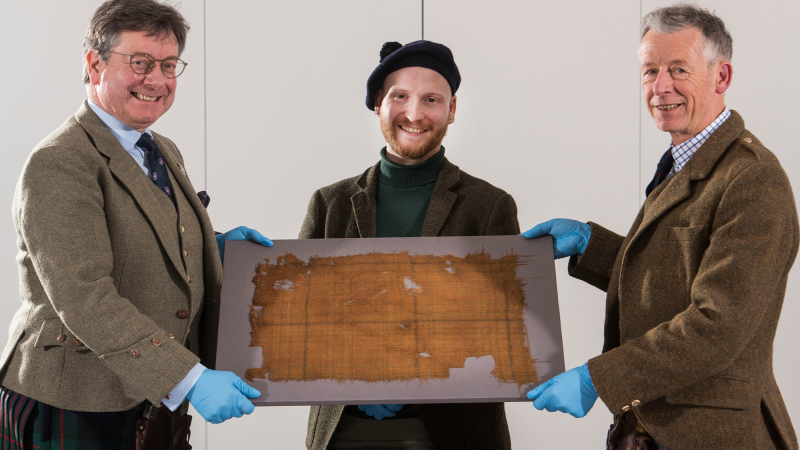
[569,111,798,449]
[0,101,223,412]
[301,156,519,450]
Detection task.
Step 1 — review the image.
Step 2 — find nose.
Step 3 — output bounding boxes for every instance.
[142,64,167,88]
[652,69,673,97]
[405,100,424,123]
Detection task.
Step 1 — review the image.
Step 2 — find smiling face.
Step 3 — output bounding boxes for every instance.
[86,30,179,132]
[376,66,457,164]
[640,27,731,145]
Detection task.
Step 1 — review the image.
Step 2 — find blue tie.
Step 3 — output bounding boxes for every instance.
[645,149,674,197]
[136,133,175,205]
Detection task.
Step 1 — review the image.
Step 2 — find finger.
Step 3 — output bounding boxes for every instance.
[233,377,261,398]
[243,227,273,247]
[532,394,548,411]
[384,404,404,412]
[358,405,368,413]
[522,221,553,239]
[239,395,256,416]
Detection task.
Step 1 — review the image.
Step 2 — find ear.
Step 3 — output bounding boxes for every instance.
[86,50,104,86]
[715,61,732,95]
[448,94,457,119]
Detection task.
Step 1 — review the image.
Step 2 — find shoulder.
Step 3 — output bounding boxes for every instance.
[24,116,103,172]
[447,161,515,205]
[312,165,375,203]
[717,131,789,188]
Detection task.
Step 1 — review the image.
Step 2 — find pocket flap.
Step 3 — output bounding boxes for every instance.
[665,375,755,410]
[33,316,67,348]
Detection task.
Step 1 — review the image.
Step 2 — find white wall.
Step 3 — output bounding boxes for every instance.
[0,1,797,448]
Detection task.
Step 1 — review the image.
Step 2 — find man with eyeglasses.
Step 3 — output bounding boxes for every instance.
[0,0,269,447]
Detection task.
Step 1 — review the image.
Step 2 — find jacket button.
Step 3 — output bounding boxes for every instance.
[743,137,752,143]
[130,349,139,358]
[177,309,190,319]
[167,332,175,339]
[632,400,641,408]
[73,338,82,346]
[56,334,66,342]
[181,226,185,233]
[152,338,161,346]
[183,250,188,257]
[621,406,630,412]
[187,276,192,283]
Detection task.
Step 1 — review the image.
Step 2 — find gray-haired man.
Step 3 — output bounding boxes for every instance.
[525,4,798,449]
[0,0,269,447]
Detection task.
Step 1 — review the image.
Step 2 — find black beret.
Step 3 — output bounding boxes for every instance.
[366,40,461,110]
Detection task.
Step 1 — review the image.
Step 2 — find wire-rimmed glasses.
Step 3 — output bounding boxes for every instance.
[109,51,187,78]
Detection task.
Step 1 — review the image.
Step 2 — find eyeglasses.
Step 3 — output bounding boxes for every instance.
[109,51,187,78]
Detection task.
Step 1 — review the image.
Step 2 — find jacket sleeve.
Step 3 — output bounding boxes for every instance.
[484,193,520,235]
[299,190,326,239]
[567,222,625,292]
[587,160,799,413]
[15,146,198,405]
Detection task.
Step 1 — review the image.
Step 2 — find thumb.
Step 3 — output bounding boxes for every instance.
[233,377,261,399]
[242,227,273,247]
[522,221,553,239]
[527,378,555,400]
[238,395,256,416]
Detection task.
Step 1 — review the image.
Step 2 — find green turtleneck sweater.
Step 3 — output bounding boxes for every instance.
[376,147,445,238]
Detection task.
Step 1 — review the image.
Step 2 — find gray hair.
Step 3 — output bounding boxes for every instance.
[83,0,190,84]
[641,3,732,65]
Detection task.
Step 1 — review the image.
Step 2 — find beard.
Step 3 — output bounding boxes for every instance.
[380,116,449,160]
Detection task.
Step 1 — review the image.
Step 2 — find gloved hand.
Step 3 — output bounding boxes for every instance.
[186,369,261,424]
[357,404,406,420]
[527,363,598,418]
[216,226,273,263]
[522,219,591,259]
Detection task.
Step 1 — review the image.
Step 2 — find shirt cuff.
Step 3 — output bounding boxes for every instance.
[162,363,206,411]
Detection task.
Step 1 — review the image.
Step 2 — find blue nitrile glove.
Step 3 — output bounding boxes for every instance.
[357,404,406,420]
[216,226,273,263]
[522,219,591,259]
[527,363,598,418]
[186,369,261,424]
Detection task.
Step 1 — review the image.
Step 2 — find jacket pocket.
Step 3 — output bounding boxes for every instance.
[33,316,67,348]
[665,374,755,410]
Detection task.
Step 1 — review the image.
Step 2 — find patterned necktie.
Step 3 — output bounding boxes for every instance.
[136,133,175,205]
[645,149,675,197]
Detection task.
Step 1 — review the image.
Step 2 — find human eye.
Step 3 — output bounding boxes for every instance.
[671,67,689,79]
[642,68,657,80]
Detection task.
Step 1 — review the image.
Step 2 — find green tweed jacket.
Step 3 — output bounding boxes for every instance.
[570,111,799,449]
[300,156,520,450]
[0,101,223,412]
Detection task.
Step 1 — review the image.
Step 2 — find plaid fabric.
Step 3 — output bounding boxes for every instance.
[668,108,731,175]
[0,386,141,450]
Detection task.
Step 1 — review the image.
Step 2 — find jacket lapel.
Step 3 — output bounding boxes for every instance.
[420,158,459,237]
[625,110,746,255]
[351,162,380,238]
[74,101,186,280]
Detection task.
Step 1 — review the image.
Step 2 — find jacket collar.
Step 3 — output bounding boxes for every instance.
[74,100,189,283]
[350,156,461,238]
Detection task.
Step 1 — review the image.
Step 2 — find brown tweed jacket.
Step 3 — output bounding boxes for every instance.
[0,101,223,412]
[570,111,798,449]
[300,156,520,450]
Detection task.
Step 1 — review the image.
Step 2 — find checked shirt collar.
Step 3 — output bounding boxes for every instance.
[668,107,731,176]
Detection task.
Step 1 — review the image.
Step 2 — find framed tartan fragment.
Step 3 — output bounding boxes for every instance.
[216,235,564,406]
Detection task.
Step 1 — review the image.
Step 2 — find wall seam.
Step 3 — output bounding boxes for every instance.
[203,0,208,192]
[639,0,643,208]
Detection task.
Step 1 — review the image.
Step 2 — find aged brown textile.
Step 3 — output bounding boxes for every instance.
[246,250,538,388]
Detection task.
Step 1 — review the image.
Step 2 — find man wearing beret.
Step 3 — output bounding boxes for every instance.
[524,5,798,449]
[300,40,519,450]
[0,0,271,447]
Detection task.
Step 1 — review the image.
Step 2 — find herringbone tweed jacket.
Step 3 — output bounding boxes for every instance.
[571,111,799,449]
[0,101,223,412]
[300,155,520,450]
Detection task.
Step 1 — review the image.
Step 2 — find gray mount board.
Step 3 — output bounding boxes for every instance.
[217,235,564,406]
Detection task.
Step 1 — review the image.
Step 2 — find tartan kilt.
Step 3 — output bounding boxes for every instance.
[1,385,141,450]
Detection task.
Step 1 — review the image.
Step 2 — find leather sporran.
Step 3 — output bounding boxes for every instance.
[606,411,655,450]
[135,401,192,450]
